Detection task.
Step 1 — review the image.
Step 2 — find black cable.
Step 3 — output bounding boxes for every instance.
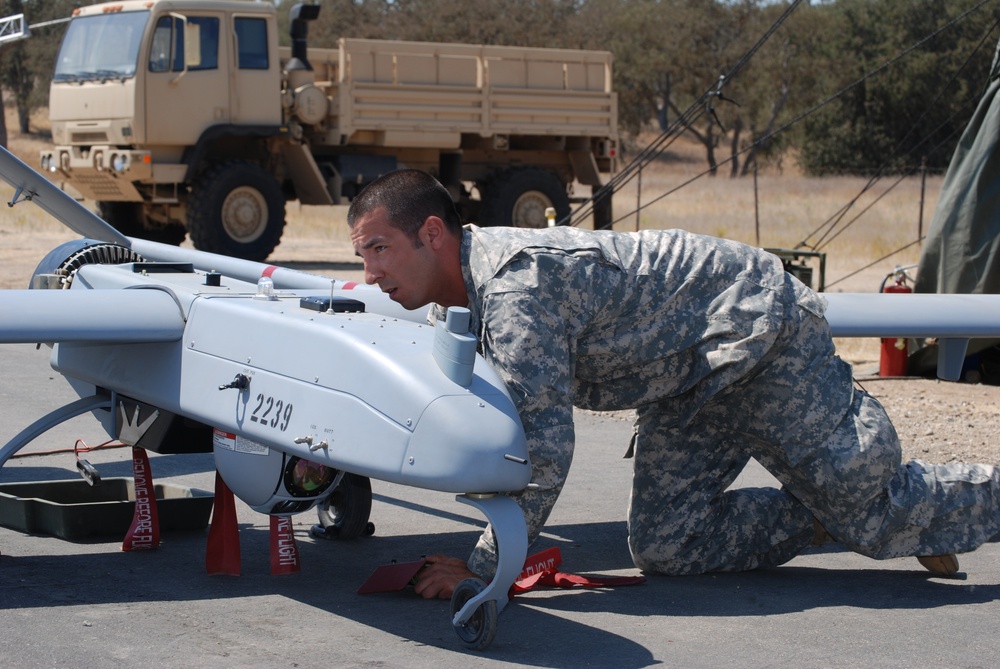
[825,238,925,290]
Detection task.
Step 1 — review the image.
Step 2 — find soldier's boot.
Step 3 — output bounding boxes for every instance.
[916,554,960,577]
[813,519,959,577]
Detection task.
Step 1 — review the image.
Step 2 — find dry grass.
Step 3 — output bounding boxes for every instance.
[604,136,934,292]
[2,110,944,365]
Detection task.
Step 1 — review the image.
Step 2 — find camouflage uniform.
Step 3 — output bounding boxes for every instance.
[446,225,1000,578]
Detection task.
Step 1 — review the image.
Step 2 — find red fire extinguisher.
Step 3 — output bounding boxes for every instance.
[879,269,912,376]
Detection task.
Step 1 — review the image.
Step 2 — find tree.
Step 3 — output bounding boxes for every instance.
[296,0,393,46]
[799,0,998,175]
[383,0,578,47]
[0,0,74,137]
[0,0,26,146]
[642,0,770,175]
[569,0,679,138]
[5,0,991,179]
[727,2,823,177]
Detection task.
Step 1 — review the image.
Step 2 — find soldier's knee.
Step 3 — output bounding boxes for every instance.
[628,531,693,575]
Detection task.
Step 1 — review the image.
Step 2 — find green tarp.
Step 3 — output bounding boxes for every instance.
[915,45,1000,295]
[912,44,1000,379]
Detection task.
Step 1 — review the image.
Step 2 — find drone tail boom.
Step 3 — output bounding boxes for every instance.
[0,289,184,344]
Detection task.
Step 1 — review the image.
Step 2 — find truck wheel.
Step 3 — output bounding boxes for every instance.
[479,168,571,228]
[188,161,285,261]
[97,202,187,246]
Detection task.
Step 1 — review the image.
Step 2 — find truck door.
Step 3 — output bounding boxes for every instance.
[229,14,281,125]
[144,11,230,146]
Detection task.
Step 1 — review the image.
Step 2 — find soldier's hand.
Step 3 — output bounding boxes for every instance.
[412,554,475,600]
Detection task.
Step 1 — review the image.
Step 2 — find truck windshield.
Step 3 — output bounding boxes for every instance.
[53,11,150,82]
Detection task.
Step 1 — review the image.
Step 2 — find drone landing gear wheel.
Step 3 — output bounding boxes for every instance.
[310,472,375,540]
[450,578,498,651]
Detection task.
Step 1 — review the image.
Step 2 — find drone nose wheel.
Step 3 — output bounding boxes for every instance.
[449,493,527,650]
[450,578,498,650]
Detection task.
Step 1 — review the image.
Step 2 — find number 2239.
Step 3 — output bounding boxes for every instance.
[250,393,293,431]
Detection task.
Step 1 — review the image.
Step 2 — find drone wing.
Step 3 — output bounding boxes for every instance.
[824,292,1000,380]
[824,293,1000,338]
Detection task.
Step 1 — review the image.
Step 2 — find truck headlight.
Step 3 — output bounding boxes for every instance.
[111,153,128,173]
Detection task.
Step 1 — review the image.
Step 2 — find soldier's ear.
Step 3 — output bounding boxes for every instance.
[421,215,448,249]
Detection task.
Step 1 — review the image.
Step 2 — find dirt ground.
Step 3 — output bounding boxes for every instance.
[856,375,1000,465]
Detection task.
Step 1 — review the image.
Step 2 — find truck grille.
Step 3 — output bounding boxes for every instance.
[71,131,110,143]
[75,173,129,198]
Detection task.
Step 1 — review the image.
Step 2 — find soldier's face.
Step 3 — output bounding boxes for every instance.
[351,207,440,310]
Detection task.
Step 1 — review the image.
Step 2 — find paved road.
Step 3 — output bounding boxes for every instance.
[2,342,999,669]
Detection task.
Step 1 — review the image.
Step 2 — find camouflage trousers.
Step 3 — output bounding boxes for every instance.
[627,308,1000,575]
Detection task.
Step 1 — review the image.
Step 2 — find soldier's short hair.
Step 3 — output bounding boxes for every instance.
[347,169,462,244]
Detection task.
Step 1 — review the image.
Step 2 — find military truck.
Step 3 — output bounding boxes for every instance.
[39,1,618,261]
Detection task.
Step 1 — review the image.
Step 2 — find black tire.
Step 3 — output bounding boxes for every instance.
[187,161,285,261]
[315,472,374,540]
[478,167,570,228]
[97,201,187,246]
[450,578,498,650]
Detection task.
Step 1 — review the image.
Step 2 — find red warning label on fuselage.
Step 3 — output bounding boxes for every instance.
[213,428,269,455]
